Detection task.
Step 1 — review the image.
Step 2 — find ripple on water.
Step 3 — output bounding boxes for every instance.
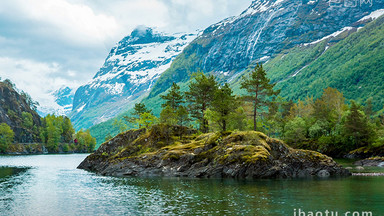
[0,155,384,215]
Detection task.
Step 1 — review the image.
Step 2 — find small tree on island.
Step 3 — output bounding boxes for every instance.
[159,82,190,126]
[205,83,238,132]
[240,63,280,131]
[185,72,218,133]
[160,82,184,110]
[124,102,153,128]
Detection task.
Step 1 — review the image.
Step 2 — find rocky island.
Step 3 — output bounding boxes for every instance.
[78,125,350,178]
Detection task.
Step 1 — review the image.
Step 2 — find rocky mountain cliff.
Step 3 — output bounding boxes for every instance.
[70,27,198,129]
[87,0,384,145]
[0,80,41,143]
[148,0,384,98]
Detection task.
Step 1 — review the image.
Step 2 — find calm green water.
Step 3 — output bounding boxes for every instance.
[1,154,384,216]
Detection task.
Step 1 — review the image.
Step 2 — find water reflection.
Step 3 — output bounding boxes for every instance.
[0,155,384,215]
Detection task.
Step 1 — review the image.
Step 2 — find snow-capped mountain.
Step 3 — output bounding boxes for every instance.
[148,0,384,98]
[70,26,198,129]
[52,86,74,114]
[37,86,74,117]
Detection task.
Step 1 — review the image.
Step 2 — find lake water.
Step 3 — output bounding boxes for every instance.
[1,154,384,215]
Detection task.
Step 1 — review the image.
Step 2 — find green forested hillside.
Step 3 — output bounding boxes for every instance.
[90,15,384,147]
[264,16,384,109]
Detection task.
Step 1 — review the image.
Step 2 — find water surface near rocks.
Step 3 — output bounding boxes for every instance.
[1,154,383,215]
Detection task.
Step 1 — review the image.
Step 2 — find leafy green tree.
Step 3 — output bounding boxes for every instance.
[75,129,96,152]
[113,119,128,133]
[39,114,77,152]
[227,106,248,131]
[61,117,75,143]
[208,83,238,131]
[159,82,190,127]
[313,87,346,132]
[161,82,184,110]
[185,72,218,133]
[241,64,280,131]
[343,101,375,149]
[124,103,152,128]
[160,105,178,125]
[22,112,33,129]
[284,117,307,145]
[138,112,158,129]
[132,103,151,116]
[176,105,190,127]
[0,123,14,152]
[364,97,375,119]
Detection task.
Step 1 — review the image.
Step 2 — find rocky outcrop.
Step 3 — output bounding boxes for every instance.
[78,125,350,179]
[0,80,41,143]
[148,0,384,98]
[354,157,384,167]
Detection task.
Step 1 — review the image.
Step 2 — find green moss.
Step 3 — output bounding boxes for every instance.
[293,149,331,163]
[367,156,384,161]
[162,150,186,161]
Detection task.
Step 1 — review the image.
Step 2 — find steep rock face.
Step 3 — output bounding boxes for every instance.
[149,0,384,98]
[0,81,41,143]
[78,125,350,178]
[70,27,197,129]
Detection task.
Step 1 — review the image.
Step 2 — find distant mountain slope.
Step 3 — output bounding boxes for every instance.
[0,80,41,143]
[70,27,198,129]
[262,13,384,108]
[89,0,384,146]
[148,0,384,99]
[36,86,75,117]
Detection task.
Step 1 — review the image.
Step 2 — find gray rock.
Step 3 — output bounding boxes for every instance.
[317,170,331,178]
[78,125,351,179]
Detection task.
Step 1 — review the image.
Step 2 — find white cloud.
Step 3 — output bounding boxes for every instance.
[0,57,81,109]
[1,0,120,46]
[0,0,252,115]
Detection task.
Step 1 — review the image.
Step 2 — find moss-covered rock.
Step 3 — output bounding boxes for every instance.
[78,125,350,178]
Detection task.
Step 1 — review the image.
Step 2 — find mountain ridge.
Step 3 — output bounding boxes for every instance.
[70,27,198,129]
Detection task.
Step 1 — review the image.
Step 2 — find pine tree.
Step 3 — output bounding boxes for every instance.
[209,83,238,131]
[124,103,152,128]
[161,82,184,110]
[343,101,374,149]
[364,97,375,119]
[159,82,190,126]
[131,103,151,117]
[160,105,178,125]
[240,64,280,131]
[176,105,190,127]
[185,72,218,133]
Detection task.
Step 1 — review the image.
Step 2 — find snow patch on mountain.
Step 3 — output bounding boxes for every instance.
[37,86,75,116]
[81,29,198,98]
[359,9,384,22]
[304,27,354,46]
[70,27,198,128]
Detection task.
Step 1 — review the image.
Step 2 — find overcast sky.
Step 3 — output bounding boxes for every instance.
[0,0,251,110]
